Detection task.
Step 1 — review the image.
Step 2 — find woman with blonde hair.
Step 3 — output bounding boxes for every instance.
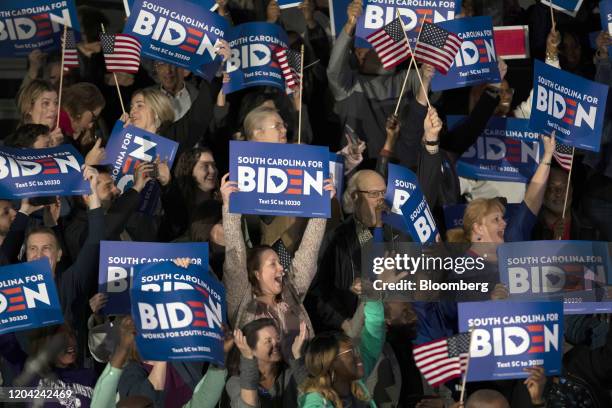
[413,134,557,345]
[446,132,556,245]
[124,83,214,160]
[122,42,230,160]
[299,300,384,408]
[16,79,64,145]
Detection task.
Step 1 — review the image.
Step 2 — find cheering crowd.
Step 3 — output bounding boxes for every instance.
[0,0,611,407]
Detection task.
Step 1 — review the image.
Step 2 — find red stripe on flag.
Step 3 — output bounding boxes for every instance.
[187,301,203,308]
[527,325,543,332]
[562,117,573,125]
[565,98,577,106]
[286,169,302,175]
[8,305,26,312]
[194,311,206,318]
[289,179,302,185]
[566,108,576,116]
[32,14,49,20]
[531,336,544,343]
[9,296,25,303]
[528,346,544,353]
[43,169,60,174]
[479,57,489,62]
[38,30,52,37]
[474,39,484,45]
[186,37,199,45]
[286,188,301,194]
[193,320,208,327]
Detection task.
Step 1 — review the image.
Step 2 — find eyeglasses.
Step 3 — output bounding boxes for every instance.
[258,122,287,131]
[357,190,386,198]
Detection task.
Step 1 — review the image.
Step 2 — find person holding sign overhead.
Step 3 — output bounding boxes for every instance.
[121,41,231,160]
[327,0,426,160]
[24,165,104,364]
[221,170,334,360]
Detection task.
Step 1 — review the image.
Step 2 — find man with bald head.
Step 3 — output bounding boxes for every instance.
[305,168,391,333]
[466,389,510,408]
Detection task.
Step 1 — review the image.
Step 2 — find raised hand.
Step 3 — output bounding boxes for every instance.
[324,178,336,200]
[234,329,254,359]
[173,257,191,268]
[220,173,239,206]
[291,321,308,359]
[523,366,546,405]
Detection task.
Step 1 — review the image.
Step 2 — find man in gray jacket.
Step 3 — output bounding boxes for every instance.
[327,0,428,161]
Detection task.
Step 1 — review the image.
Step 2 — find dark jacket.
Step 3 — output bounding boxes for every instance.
[0,211,28,265]
[327,30,421,159]
[159,79,216,161]
[304,216,362,332]
[63,189,141,262]
[118,361,205,408]
[56,207,105,364]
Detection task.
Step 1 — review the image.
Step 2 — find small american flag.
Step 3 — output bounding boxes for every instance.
[413,332,471,387]
[101,33,142,74]
[366,17,410,70]
[62,29,79,71]
[553,143,574,171]
[414,22,462,74]
[274,47,301,89]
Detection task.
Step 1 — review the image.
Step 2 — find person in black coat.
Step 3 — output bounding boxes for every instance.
[62,164,157,262]
[24,166,105,364]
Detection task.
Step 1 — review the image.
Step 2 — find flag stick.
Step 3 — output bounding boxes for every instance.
[549,2,556,32]
[396,9,432,109]
[101,24,127,115]
[56,25,68,129]
[393,58,414,116]
[459,327,475,404]
[297,44,305,144]
[123,0,131,17]
[559,146,575,239]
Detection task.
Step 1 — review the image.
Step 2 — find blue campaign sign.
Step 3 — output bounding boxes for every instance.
[354,0,459,48]
[443,204,466,230]
[124,0,228,73]
[542,0,584,17]
[458,301,563,381]
[125,0,217,16]
[329,0,353,37]
[329,153,344,201]
[431,16,501,92]
[229,141,331,218]
[0,259,63,335]
[0,0,81,57]
[383,163,437,243]
[447,115,543,183]
[529,60,608,152]
[601,0,612,59]
[499,241,612,314]
[223,23,289,94]
[131,266,225,363]
[0,145,90,199]
[103,122,178,214]
[99,241,209,315]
